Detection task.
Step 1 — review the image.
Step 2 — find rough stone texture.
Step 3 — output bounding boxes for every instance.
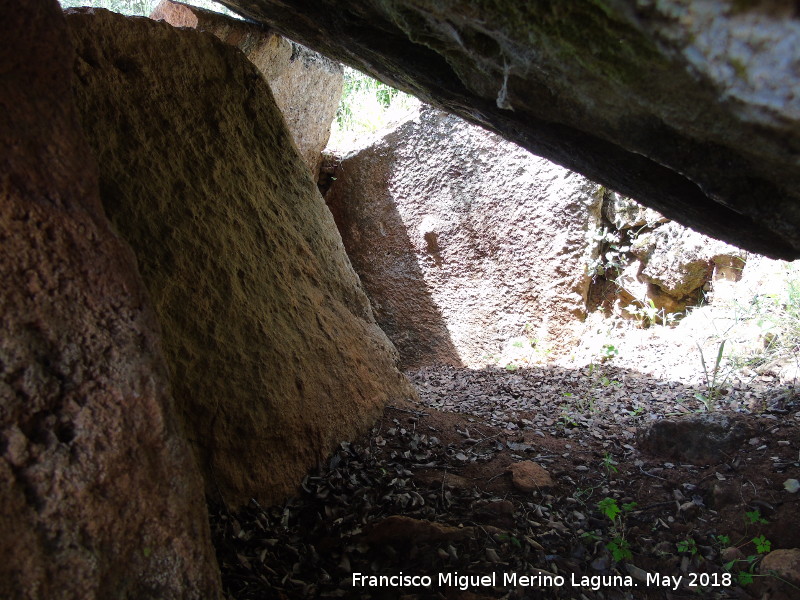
[366,516,474,545]
[66,8,415,508]
[508,462,554,493]
[603,192,668,231]
[216,0,800,259]
[758,548,800,600]
[325,106,602,368]
[0,2,220,598]
[636,414,756,465]
[627,222,748,312]
[150,0,342,176]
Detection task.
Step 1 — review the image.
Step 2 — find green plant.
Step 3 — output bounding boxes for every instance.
[719,510,774,586]
[599,343,619,361]
[745,509,769,526]
[695,340,731,410]
[557,407,578,428]
[625,299,682,328]
[330,67,419,144]
[706,265,800,387]
[598,375,621,387]
[714,534,731,548]
[752,535,771,554]
[601,452,619,476]
[587,226,630,278]
[607,537,632,562]
[598,497,622,521]
[596,498,637,562]
[677,538,698,556]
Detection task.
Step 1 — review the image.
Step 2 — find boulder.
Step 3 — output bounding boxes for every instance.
[637,413,756,465]
[0,2,219,598]
[634,222,747,298]
[150,0,342,176]
[758,548,800,600]
[325,106,602,368]
[67,8,415,508]
[220,0,800,259]
[621,222,748,312]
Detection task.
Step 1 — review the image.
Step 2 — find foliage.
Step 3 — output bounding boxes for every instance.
[708,263,800,385]
[625,299,681,328]
[719,509,774,587]
[677,537,698,556]
[694,340,731,411]
[595,498,637,562]
[599,343,618,361]
[586,226,629,279]
[600,452,618,476]
[745,509,769,526]
[329,67,420,147]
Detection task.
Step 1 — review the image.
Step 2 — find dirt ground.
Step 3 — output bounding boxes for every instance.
[210,357,800,600]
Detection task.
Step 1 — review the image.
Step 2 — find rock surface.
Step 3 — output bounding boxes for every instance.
[637,413,756,465]
[1,2,220,598]
[633,222,746,303]
[219,0,800,259]
[366,515,474,545]
[603,193,668,232]
[508,461,554,493]
[326,106,602,368]
[609,220,748,314]
[67,8,415,508]
[151,0,342,176]
[758,548,800,600]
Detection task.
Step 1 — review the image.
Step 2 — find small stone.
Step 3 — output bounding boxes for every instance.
[720,547,744,563]
[508,461,554,492]
[678,501,700,518]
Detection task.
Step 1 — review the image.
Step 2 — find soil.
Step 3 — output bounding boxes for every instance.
[210,359,800,600]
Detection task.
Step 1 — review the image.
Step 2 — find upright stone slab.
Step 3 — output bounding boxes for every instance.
[325,106,602,368]
[150,0,343,177]
[0,2,220,598]
[67,8,415,508]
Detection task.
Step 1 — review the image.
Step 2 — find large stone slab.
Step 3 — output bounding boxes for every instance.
[151,0,342,176]
[325,107,602,368]
[0,2,219,598]
[66,8,415,508]
[217,0,800,259]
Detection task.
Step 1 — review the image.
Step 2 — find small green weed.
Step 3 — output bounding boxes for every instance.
[745,509,769,526]
[677,538,698,556]
[601,452,618,476]
[600,343,619,361]
[595,498,637,562]
[752,535,771,554]
[607,537,632,562]
[695,340,731,411]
